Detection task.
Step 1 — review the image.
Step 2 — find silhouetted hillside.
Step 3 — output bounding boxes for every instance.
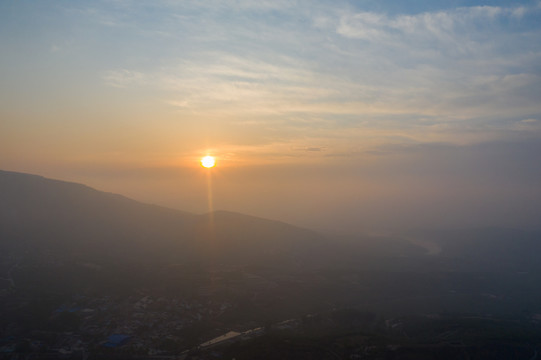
[0,170,324,267]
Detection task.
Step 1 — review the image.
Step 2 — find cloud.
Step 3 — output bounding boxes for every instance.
[514,118,541,132]
[95,1,541,155]
[336,4,535,52]
[102,69,146,88]
[290,146,326,152]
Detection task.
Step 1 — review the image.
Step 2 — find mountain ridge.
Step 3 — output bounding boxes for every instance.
[0,169,326,267]
[3,169,540,272]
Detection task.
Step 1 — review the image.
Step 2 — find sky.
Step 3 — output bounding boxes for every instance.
[1,0,541,233]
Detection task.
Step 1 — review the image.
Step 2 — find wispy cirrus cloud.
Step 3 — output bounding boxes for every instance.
[336,5,531,43]
[94,1,541,155]
[102,69,146,88]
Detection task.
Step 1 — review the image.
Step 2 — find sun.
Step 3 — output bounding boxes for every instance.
[201,156,216,168]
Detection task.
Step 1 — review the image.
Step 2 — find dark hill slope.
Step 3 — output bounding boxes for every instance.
[0,170,198,260]
[0,170,324,267]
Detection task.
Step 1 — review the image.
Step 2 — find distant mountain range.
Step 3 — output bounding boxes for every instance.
[1,169,541,272]
[3,168,541,327]
[0,169,329,268]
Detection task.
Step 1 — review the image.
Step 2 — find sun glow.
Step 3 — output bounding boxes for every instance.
[201,156,216,168]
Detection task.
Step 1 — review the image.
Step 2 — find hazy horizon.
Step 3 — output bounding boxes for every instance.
[2,0,541,233]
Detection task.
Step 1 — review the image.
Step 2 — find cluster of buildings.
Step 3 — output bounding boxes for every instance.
[1,292,237,358]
